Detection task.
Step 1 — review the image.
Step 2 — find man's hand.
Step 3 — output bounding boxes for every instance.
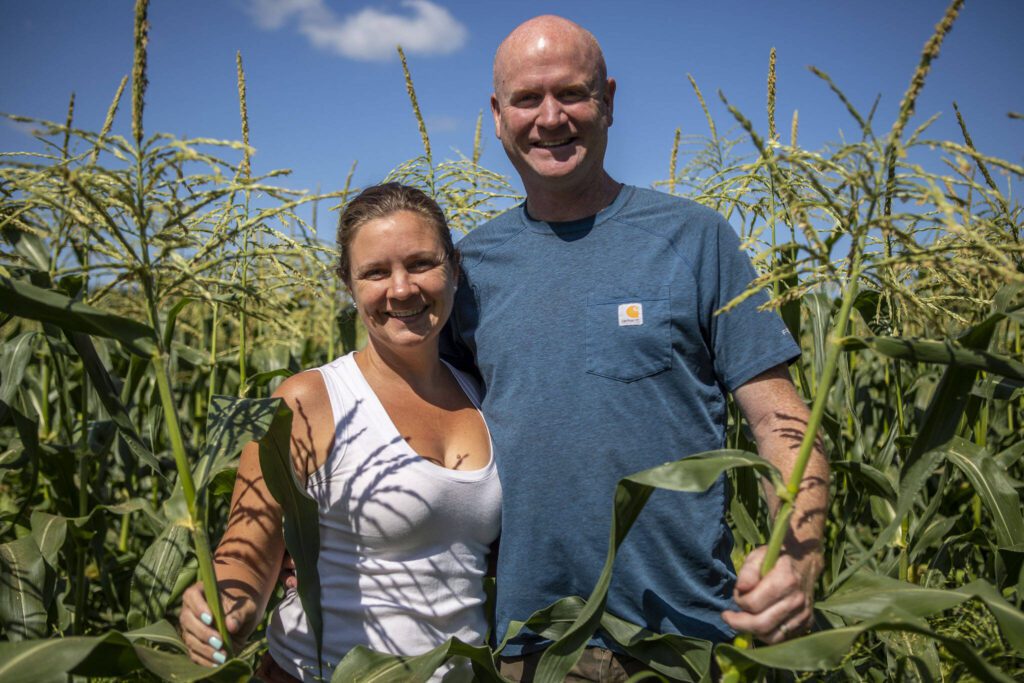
[720,545,820,644]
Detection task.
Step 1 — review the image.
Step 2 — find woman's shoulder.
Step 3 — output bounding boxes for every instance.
[272,369,336,479]
[273,369,329,407]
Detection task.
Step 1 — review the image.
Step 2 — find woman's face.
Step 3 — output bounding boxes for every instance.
[347,210,457,354]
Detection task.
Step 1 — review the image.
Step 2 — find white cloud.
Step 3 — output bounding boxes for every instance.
[243,0,468,62]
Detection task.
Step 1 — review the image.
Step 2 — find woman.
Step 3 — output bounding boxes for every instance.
[178,183,500,682]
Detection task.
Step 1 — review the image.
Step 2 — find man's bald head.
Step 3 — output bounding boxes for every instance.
[493,15,607,99]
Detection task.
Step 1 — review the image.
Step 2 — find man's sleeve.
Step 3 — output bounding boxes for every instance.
[706,220,801,392]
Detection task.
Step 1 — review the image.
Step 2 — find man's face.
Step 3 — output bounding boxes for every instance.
[491,38,614,194]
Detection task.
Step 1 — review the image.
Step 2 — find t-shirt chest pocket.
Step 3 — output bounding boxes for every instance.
[585,286,671,382]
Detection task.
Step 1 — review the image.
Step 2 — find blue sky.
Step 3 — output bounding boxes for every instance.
[2,1,1021,238]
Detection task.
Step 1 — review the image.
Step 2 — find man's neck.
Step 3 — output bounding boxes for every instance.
[523,172,622,223]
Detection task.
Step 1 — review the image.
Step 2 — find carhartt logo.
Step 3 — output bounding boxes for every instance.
[618,303,643,326]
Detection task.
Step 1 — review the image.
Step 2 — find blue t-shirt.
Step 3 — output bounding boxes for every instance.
[442,185,800,654]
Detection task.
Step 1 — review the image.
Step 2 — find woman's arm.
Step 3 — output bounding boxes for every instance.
[179,371,333,665]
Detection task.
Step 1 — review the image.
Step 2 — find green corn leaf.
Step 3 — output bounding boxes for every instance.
[0,276,158,357]
[851,288,892,336]
[972,377,1023,402]
[909,515,960,558]
[0,630,251,683]
[497,596,588,651]
[131,645,252,682]
[818,572,1024,653]
[0,332,39,410]
[331,637,505,683]
[777,243,802,340]
[832,461,897,503]
[714,609,1013,682]
[257,400,325,679]
[598,610,712,683]
[832,305,1005,588]
[941,437,1024,548]
[338,306,358,353]
[25,501,158,543]
[29,511,67,568]
[992,282,1024,316]
[841,335,1024,381]
[0,409,40,534]
[67,331,160,472]
[995,440,1024,469]
[729,466,767,548]
[172,340,213,368]
[123,618,189,650]
[193,395,280,494]
[243,368,294,393]
[127,522,191,630]
[1,224,50,273]
[162,297,196,351]
[534,451,780,683]
[805,292,835,386]
[0,535,47,641]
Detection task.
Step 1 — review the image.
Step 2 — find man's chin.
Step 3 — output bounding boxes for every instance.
[525,162,585,186]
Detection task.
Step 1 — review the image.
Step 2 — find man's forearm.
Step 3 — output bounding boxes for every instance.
[755,406,829,566]
[734,364,830,565]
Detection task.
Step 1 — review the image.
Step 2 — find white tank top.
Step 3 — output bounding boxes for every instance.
[267,352,501,682]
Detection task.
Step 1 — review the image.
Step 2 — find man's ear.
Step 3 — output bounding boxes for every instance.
[604,78,617,127]
[490,93,502,138]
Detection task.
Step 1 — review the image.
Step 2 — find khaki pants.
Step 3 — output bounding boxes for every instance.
[498,647,652,683]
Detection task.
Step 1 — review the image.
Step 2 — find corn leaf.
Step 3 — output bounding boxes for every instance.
[331,637,504,683]
[67,331,160,472]
[127,522,191,630]
[598,610,712,682]
[832,305,1005,588]
[818,572,1024,652]
[162,297,196,351]
[0,630,251,683]
[1,226,50,273]
[0,332,39,412]
[714,610,1013,681]
[0,276,157,357]
[832,461,897,503]
[29,511,67,568]
[939,436,1024,549]
[0,535,47,641]
[193,395,280,494]
[534,451,780,683]
[497,596,587,650]
[257,400,324,679]
[841,335,1024,381]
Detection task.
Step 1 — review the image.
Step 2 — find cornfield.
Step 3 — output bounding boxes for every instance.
[1,0,1022,681]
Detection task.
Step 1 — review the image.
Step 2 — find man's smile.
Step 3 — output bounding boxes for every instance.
[534,137,576,149]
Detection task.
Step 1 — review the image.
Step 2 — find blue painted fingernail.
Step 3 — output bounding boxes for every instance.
[200,612,213,626]
[208,635,223,650]
[213,650,226,665]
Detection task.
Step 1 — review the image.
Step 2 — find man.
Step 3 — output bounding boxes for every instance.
[442,15,829,681]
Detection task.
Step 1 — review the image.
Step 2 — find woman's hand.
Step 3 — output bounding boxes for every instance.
[179,581,252,666]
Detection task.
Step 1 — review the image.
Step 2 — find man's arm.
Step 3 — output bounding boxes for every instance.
[720,363,829,643]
